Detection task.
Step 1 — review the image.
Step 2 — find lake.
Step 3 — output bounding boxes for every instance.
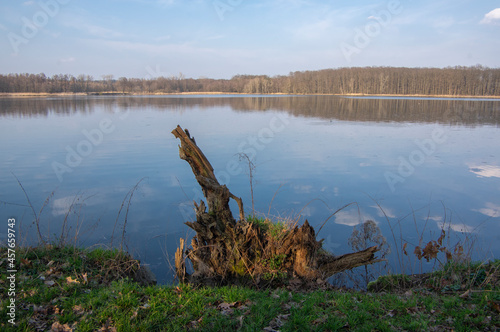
[1,95,499,284]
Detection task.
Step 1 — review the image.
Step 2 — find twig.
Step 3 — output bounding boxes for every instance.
[237,153,256,216]
[111,177,147,250]
[317,202,357,236]
[268,182,285,217]
[12,173,51,244]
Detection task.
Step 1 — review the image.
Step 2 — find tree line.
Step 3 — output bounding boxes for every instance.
[3,95,499,127]
[1,66,499,96]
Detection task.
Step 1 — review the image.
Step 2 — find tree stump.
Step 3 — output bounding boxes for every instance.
[172,125,382,286]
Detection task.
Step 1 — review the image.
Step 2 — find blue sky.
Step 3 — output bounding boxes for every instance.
[1,0,499,79]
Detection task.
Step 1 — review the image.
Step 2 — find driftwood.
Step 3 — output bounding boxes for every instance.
[172,125,382,286]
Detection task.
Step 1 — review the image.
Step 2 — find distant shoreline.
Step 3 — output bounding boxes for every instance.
[1,92,500,99]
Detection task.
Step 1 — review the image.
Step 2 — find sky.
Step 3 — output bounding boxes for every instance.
[0,0,499,79]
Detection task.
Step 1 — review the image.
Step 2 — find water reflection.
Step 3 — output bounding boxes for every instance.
[473,203,500,218]
[469,165,500,178]
[1,95,500,126]
[1,95,499,283]
[436,221,475,233]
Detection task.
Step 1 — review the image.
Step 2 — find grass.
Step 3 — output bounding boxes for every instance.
[1,245,499,331]
[3,179,499,330]
[246,214,294,241]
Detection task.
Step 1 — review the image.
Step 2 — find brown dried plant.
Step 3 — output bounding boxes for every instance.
[348,220,390,289]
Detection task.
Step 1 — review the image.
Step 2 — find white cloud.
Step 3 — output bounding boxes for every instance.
[334,210,362,226]
[61,14,124,39]
[84,38,257,60]
[469,165,500,178]
[480,8,500,25]
[370,205,396,218]
[51,194,103,217]
[334,209,375,227]
[474,202,500,218]
[292,184,313,194]
[437,221,474,233]
[52,196,80,216]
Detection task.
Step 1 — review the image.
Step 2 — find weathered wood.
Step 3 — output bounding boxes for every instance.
[172,125,244,222]
[171,125,381,286]
[317,246,383,277]
[174,238,186,282]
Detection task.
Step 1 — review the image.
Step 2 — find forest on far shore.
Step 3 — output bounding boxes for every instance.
[1,65,499,96]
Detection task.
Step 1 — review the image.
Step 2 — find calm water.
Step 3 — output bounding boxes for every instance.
[1,95,500,284]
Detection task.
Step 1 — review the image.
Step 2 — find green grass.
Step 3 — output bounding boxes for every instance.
[246,215,290,241]
[1,246,499,331]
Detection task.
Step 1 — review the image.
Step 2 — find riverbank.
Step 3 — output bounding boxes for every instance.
[1,91,500,99]
[1,245,498,331]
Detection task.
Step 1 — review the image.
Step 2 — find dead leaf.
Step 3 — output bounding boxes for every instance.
[24,289,37,298]
[98,318,117,332]
[50,321,73,332]
[186,316,203,329]
[406,306,419,314]
[459,290,470,299]
[44,280,56,287]
[82,273,88,284]
[46,267,56,276]
[233,300,253,309]
[489,301,500,313]
[217,302,234,315]
[73,305,85,316]
[312,315,328,325]
[21,258,32,267]
[218,302,233,310]
[29,316,49,331]
[98,327,117,332]
[33,304,52,315]
[282,301,300,310]
[47,260,55,266]
[402,243,408,256]
[268,314,290,329]
[422,241,439,262]
[66,276,80,284]
[414,246,422,260]
[437,229,445,246]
